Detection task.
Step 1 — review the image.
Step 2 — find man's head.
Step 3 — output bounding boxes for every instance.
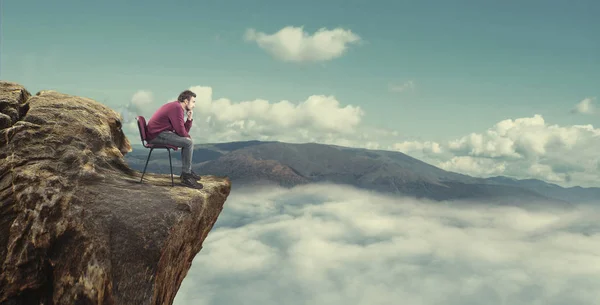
[177,90,196,112]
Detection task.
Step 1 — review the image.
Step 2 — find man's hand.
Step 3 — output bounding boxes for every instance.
[187,110,193,121]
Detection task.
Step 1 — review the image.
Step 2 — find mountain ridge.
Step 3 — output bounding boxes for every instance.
[125,140,599,205]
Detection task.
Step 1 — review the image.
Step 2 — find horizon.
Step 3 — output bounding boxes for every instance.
[3,0,599,188]
[126,139,595,191]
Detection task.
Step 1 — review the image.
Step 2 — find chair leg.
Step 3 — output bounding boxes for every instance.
[140,148,154,183]
[168,148,174,187]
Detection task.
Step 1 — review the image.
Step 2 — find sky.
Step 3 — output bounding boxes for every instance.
[2,0,600,187]
[173,183,600,305]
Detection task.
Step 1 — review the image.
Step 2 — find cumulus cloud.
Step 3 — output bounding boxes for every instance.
[438,156,508,176]
[182,85,391,147]
[174,184,600,305]
[392,140,442,154]
[121,86,402,151]
[191,86,362,133]
[130,90,153,109]
[116,90,154,123]
[571,97,596,115]
[447,114,570,159]
[394,114,600,187]
[244,26,361,62]
[115,89,156,139]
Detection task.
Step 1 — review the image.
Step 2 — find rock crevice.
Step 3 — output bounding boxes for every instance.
[0,81,231,305]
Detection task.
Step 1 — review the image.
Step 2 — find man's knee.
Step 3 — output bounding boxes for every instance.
[183,137,193,148]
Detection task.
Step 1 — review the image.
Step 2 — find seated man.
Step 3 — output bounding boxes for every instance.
[146,90,202,189]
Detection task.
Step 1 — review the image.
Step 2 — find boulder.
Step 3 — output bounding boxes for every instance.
[0,81,231,304]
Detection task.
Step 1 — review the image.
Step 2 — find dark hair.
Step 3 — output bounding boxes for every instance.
[177,90,196,103]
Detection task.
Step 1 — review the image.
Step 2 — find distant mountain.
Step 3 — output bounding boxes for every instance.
[124,140,599,205]
[483,176,600,204]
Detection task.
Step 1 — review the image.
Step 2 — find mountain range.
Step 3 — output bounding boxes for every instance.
[124,140,600,205]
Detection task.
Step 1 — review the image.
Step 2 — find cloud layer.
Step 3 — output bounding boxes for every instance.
[174,184,600,305]
[244,26,361,62]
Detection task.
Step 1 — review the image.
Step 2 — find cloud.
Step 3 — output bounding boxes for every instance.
[173,184,600,305]
[393,114,600,187]
[121,85,397,149]
[438,156,507,176]
[392,140,442,154]
[115,90,156,140]
[122,86,402,152]
[571,97,596,115]
[117,90,154,123]
[191,86,363,133]
[131,90,154,110]
[389,80,415,93]
[181,85,390,146]
[244,26,361,62]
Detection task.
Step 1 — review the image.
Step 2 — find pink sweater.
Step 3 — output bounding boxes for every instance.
[146,101,193,141]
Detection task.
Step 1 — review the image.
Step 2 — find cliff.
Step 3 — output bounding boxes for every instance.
[0,81,231,304]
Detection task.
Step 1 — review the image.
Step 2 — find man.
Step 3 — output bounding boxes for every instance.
[146,90,202,189]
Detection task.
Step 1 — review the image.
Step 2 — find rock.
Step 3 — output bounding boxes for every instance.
[0,81,231,304]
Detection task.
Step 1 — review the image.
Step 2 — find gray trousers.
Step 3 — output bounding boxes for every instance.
[147,131,193,174]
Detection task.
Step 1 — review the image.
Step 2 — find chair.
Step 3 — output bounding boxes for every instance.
[136,116,178,187]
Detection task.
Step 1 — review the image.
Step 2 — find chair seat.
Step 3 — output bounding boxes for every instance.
[144,143,179,151]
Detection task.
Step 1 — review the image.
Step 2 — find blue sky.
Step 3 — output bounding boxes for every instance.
[2,0,600,186]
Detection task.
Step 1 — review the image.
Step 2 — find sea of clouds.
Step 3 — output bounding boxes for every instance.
[173,183,600,305]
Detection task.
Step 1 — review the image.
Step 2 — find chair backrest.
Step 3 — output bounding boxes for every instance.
[136,116,149,146]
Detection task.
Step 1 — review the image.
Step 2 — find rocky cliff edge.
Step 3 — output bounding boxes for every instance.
[0,81,231,304]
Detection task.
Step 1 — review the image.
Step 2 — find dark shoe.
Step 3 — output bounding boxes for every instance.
[190,170,201,180]
[181,173,203,189]
[180,171,201,181]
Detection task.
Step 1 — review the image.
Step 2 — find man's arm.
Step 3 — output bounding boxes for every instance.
[168,107,190,138]
[184,110,193,132]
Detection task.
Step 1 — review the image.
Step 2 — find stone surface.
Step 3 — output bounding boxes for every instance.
[0,81,231,304]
